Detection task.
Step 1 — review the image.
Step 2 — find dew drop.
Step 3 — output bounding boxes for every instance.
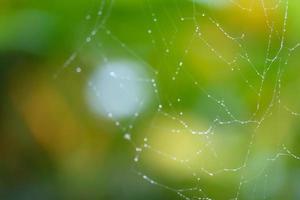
[76,67,82,73]
[124,133,131,140]
[86,37,91,43]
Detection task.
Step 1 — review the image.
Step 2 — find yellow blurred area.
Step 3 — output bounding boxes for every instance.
[8,67,111,183]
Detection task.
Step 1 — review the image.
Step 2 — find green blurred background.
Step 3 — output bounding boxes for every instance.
[1,0,300,199]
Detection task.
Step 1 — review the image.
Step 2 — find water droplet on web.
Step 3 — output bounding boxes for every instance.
[85,14,91,20]
[76,67,82,73]
[109,71,116,77]
[136,147,142,152]
[124,133,131,140]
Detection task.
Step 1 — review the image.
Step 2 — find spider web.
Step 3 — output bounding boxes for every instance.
[58,0,300,199]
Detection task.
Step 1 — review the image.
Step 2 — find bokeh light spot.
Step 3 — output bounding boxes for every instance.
[86,60,152,119]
